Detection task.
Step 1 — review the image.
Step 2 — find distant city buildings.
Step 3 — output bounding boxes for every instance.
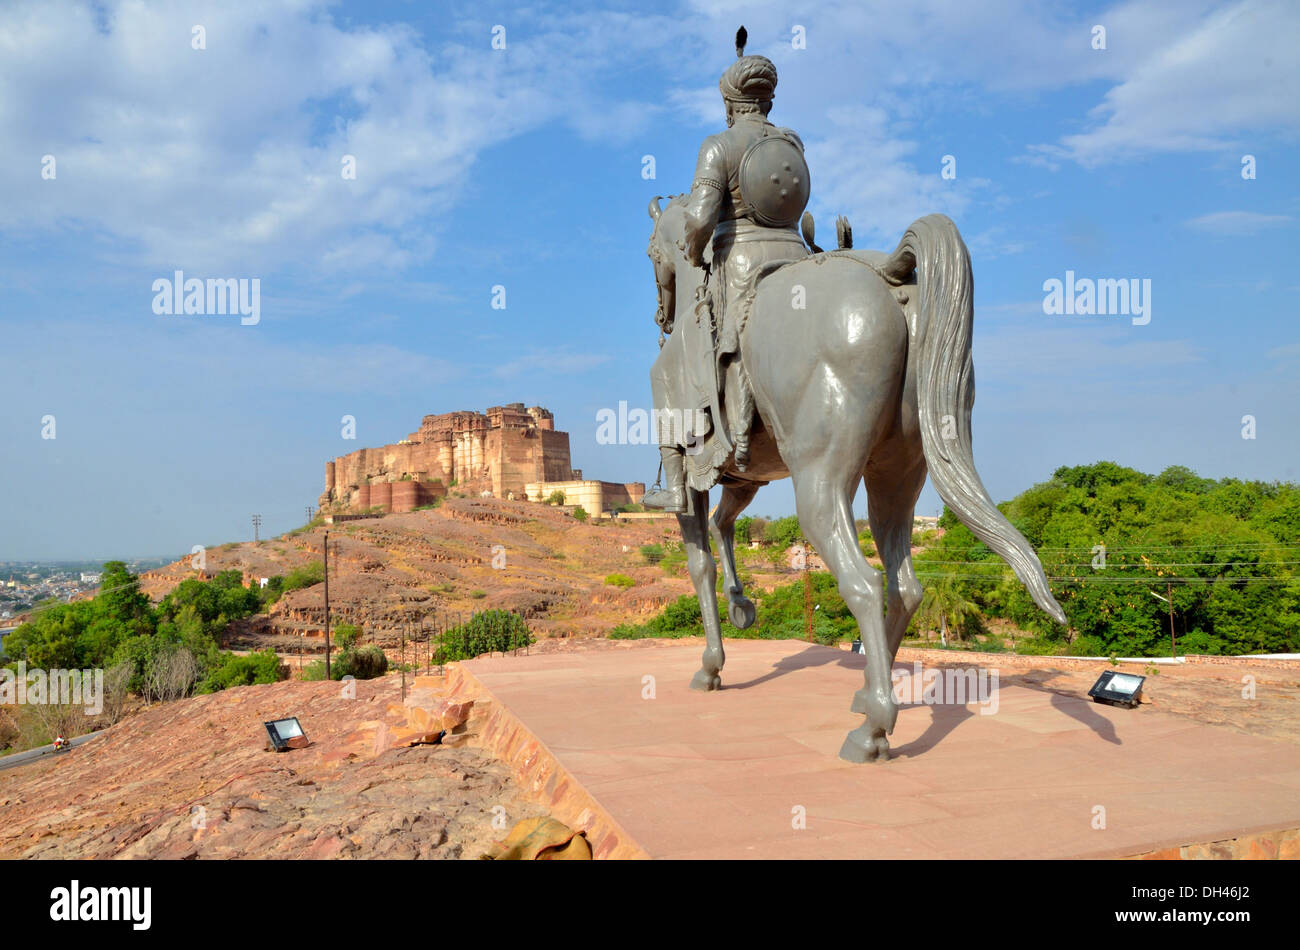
[0,559,165,622]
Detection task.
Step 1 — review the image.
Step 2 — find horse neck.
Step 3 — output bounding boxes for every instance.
[667,235,706,322]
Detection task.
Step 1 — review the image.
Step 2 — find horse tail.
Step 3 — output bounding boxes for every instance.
[886,214,1067,626]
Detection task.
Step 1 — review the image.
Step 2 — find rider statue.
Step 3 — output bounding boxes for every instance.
[642,27,811,512]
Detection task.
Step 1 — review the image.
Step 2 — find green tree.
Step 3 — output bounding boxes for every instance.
[916,578,980,643]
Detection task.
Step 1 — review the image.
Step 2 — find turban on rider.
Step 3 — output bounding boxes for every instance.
[719,54,777,104]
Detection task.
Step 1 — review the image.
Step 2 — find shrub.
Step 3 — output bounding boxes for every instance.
[1070,635,1106,657]
[572,506,588,522]
[470,590,487,599]
[658,549,688,576]
[300,659,328,681]
[198,650,283,692]
[338,645,389,680]
[438,610,533,661]
[858,531,876,558]
[764,516,802,550]
[258,561,326,609]
[604,573,635,588]
[610,573,863,645]
[332,623,361,651]
[1015,638,1063,656]
[285,515,324,537]
[302,645,389,681]
[547,490,566,506]
[639,543,665,564]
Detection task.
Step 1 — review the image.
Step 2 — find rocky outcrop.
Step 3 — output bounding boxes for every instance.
[0,676,544,860]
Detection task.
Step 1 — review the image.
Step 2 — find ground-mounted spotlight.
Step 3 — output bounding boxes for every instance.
[1088,670,1145,708]
[264,717,309,752]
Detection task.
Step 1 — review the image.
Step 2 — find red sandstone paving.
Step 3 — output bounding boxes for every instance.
[0,677,544,860]
[528,636,1300,746]
[457,639,1300,859]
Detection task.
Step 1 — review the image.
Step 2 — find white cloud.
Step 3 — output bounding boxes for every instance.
[492,348,614,379]
[804,105,978,245]
[1185,211,1293,236]
[1040,0,1300,165]
[0,1,681,277]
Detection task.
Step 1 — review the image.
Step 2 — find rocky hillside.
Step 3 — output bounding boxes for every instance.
[0,676,544,859]
[139,498,705,652]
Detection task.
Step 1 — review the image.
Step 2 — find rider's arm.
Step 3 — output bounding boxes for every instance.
[682,137,727,267]
[779,127,805,152]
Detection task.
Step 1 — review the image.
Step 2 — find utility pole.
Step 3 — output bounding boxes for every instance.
[803,542,814,643]
[323,530,331,679]
[251,514,262,542]
[1167,580,1176,658]
[305,505,315,523]
[1147,585,1178,658]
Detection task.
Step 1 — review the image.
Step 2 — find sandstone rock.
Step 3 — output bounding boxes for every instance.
[0,678,545,860]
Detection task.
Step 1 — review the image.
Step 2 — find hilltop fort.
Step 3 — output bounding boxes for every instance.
[319,403,643,515]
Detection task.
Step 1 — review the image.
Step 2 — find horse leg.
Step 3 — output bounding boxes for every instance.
[680,488,725,690]
[709,481,760,629]
[866,455,928,657]
[791,465,896,762]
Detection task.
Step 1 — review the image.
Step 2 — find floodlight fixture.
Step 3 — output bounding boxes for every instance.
[264,717,308,752]
[1088,670,1145,709]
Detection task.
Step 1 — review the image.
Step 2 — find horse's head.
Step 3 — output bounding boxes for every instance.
[647,195,678,332]
[647,194,705,335]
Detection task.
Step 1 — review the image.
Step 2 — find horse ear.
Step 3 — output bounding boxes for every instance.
[648,196,662,221]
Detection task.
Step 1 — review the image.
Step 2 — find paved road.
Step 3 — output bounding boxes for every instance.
[0,731,102,773]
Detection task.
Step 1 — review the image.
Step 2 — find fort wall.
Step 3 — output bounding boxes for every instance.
[522,479,646,514]
[321,403,614,513]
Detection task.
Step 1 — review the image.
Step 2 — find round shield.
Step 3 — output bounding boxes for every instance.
[737,135,811,228]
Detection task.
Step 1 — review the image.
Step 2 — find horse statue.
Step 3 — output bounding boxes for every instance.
[646,195,1067,763]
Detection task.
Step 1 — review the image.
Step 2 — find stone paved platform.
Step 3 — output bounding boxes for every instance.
[453,639,1300,859]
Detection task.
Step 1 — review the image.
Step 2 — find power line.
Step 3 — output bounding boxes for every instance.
[919,559,1300,568]
[912,572,1295,586]
[1035,543,1300,552]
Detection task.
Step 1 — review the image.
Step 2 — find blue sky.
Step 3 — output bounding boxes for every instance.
[1,0,1297,559]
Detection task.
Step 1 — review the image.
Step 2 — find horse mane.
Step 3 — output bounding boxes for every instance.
[648,194,689,264]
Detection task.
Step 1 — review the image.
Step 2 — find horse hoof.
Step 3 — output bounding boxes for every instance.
[690,670,722,692]
[727,597,756,630]
[850,688,899,735]
[839,726,891,764]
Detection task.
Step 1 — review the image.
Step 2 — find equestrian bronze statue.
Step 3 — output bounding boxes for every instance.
[643,28,1066,763]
